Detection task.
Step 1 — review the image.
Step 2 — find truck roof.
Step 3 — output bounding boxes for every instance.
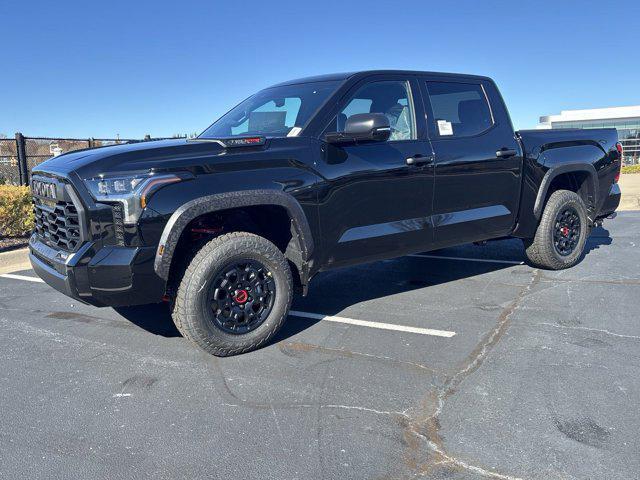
[269,70,492,88]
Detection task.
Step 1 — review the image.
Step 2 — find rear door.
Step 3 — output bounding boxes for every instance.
[419,77,522,246]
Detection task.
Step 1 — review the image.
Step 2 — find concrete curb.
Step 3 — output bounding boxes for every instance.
[0,247,30,274]
[618,174,640,212]
[619,195,640,211]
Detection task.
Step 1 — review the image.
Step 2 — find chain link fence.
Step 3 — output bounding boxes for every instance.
[0,138,20,185]
[0,133,183,186]
[24,138,91,175]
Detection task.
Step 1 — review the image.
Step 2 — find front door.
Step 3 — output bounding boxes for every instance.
[314,76,435,267]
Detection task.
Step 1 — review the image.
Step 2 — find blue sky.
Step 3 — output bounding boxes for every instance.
[2,0,638,138]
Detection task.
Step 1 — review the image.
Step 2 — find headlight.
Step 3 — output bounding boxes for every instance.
[83,172,182,224]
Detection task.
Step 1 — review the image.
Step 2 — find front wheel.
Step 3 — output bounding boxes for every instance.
[523,189,589,270]
[172,232,293,356]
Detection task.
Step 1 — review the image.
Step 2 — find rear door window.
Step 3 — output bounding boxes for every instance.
[426,82,493,138]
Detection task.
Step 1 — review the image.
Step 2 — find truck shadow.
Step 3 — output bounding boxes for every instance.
[585,225,612,254]
[114,231,613,341]
[113,303,181,337]
[276,230,613,342]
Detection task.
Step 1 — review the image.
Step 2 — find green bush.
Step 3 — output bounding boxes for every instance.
[621,165,640,174]
[0,185,34,237]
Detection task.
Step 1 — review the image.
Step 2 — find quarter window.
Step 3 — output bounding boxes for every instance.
[426,82,493,138]
[327,80,416,141]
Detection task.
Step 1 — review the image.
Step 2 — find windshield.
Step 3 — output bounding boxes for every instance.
[199,81,341,139]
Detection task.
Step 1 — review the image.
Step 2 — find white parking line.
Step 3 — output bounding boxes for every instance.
[408,254,524,265]
[289,310,456,337]
[5,257,532,339]
[0,273,44,283]
[0,273,456,338]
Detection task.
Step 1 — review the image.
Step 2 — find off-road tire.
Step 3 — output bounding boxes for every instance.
[172,232,293,356]
[524,189,589,270]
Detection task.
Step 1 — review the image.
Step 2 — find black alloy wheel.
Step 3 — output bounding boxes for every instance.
[553,207,581,256]
[208,260,276,334]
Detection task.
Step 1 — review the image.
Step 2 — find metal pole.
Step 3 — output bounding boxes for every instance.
[15,132,28,186]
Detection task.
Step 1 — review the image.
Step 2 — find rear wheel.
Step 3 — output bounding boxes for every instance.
[172,232,292,356]
[524,189,589,270]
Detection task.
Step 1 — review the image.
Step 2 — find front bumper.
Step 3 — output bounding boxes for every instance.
[29,235,165,307]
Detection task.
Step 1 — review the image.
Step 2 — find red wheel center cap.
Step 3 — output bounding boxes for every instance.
[234,289,248,304]
[561,226,570,237]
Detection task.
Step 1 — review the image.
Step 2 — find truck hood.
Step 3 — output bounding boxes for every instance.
[32,138,234,179]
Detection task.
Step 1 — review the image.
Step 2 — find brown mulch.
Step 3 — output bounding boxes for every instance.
[0,236,29,253]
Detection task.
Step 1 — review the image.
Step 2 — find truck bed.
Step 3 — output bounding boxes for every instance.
[513,127,620,237]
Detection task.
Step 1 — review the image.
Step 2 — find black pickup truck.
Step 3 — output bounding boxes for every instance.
[29,70,622,356]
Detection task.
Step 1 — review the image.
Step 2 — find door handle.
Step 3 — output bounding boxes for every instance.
[406,154,434,166]
[496,148,517,158]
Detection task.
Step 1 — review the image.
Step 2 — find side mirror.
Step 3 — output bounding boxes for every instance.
[325,113,391,144]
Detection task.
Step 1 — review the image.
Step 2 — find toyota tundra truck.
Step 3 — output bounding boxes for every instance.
[29,70,622,356]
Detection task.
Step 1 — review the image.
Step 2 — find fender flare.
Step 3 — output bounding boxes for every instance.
[153,189,314,280]
[533,163,598,220]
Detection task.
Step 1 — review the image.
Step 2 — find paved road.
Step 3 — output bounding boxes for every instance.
[1,213,639,479]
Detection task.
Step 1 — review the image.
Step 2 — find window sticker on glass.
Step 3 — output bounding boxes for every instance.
[437,119,453,136]
[248,111,287,133]
[287,126,302,137]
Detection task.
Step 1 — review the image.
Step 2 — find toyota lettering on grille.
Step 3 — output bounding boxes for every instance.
[31,180,57,200]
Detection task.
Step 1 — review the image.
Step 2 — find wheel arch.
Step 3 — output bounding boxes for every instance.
[533,163,598,221]
[154,190,314,285]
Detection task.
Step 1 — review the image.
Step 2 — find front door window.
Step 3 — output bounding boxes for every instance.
[327,80,417,141]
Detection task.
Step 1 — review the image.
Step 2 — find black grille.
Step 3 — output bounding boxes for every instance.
[34,201,81,251]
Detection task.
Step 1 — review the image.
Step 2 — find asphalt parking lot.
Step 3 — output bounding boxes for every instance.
[1,212,639,480]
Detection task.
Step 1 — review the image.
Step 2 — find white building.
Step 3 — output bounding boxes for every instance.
[538,106,640,165]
